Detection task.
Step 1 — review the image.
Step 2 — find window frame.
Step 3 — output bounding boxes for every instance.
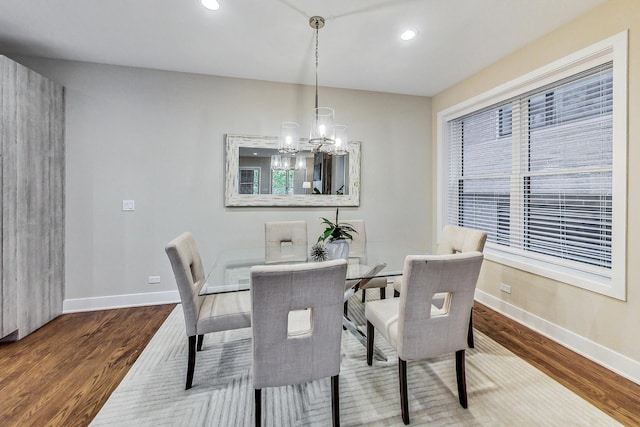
[436,31,628,300]
[239,167,261,194]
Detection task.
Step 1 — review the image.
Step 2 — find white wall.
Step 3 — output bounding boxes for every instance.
[14,58,432,310]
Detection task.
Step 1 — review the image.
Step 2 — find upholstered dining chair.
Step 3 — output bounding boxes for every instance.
[251,259,348,427]
[344,220,388,316]
[264,220,308,263]
[165,232,251,390]
[366,252,484,425]
[392,224,487,347]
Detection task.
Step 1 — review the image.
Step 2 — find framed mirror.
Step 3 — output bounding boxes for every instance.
[225,134,360,207]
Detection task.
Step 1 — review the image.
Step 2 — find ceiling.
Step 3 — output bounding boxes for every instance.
[0,0,606,97]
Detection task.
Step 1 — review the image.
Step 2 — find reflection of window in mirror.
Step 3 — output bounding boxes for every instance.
[239,168,260,194]
[271,169,295,195]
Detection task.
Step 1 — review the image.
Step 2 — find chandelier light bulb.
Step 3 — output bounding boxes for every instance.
[295,154,306,170]
[278,122,299,153]
[309,107,335,145]
[201,0,220,10]
[281,156,291,170]
[270,154,281,170]
[333,125,348,156]
[400,29,417,41]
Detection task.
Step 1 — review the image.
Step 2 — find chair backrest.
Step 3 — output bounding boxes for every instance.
[165,232,206,337]
[346,219,366,262]
[265,220,308,263]
[437,224,487,255]
[250,259,348,389]
[397,252,484,360]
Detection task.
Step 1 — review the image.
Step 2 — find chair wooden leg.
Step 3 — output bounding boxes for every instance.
[399,358,410,425]
[186,335,197,390]
[394,289,400,298]
[197,334,204,351]
[366,321,374,366]
[254,388,262,427]
[467,310,474,348]
[456,349,468,408]
[361,289,367,303]
[331,375,340,427]
[380,287,386,300]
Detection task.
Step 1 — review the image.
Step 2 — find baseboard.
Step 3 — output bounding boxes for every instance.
[475,289,640,386]
[63,290,180,313]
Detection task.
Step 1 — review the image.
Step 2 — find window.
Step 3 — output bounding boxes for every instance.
[271,169,295,195]
[438,32,627,299]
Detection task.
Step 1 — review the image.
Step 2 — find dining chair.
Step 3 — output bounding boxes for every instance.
[366,252,484,425]
[344,220,388,316]
[251,259,348,427]
[165,232,251,390]
[392,224,487,347]
[264,220,308,263]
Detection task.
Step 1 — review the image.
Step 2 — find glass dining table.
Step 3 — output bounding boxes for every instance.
[200,242,425,361]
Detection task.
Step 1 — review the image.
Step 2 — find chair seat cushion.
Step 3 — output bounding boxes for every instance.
[360,276,388,290]
[392,276,403,294]
[365,298,400,349]
[197,290,251,334]
[366,298,447,354]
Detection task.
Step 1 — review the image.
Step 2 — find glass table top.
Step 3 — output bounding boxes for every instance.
[200,241,425,295]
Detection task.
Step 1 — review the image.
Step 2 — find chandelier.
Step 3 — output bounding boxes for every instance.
[278,16,348,156]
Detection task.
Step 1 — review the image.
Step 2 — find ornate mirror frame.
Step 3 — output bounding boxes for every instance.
[225,134,361,207]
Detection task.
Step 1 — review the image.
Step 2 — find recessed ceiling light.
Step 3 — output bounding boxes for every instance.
[201,0,220,11]
[400,29,417,41]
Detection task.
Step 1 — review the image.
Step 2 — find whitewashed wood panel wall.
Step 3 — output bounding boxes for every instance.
[1,55,65,340]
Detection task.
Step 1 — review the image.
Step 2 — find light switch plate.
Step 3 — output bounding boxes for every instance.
[122,200,135,211]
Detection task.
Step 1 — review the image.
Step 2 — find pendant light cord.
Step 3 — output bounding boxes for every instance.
[314,23,319,110]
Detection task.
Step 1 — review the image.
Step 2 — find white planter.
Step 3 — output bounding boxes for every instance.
[326,239,350,260]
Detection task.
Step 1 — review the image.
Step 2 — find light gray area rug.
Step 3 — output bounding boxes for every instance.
[91,293,619,426]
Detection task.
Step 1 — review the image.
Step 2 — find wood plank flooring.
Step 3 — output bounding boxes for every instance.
[0,304,174,427]
[472,303,640,426]
[1,302,639,426]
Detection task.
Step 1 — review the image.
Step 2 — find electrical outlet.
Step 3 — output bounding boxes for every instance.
[122,200,135,211]
[499,283,512,294]
[148,276,161,284]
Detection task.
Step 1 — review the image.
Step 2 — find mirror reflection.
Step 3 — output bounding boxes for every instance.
[238,147,348,196]
[225,134,360,207]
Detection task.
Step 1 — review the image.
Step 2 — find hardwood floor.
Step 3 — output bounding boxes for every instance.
[1,302,639,426]
[473,303,640,426]
[0,304,175,427]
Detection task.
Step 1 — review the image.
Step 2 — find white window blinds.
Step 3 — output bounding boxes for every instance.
[447,62,613,273]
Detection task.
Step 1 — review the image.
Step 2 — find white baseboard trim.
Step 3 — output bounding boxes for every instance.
[63,290,180,313]
[475,289,640,386]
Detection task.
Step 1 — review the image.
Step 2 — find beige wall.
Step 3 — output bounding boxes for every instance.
[13,57,432,307]
[433,0,640,368]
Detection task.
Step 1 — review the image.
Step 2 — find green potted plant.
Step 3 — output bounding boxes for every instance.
[317,208,357,260]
